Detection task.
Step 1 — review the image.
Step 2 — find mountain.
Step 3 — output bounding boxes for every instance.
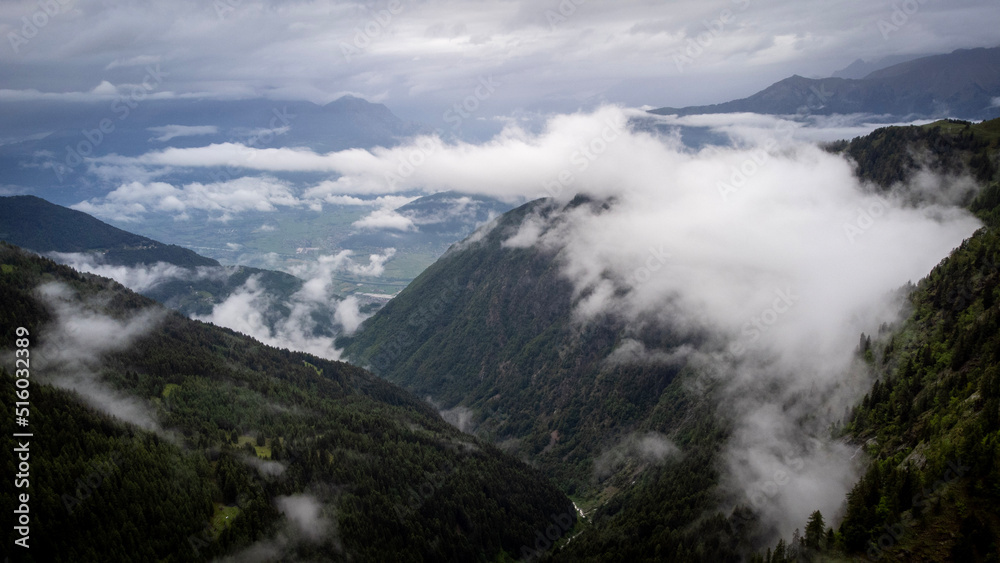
[339,118,1000,560]
[338,195,763,558]
[0,95,428,206]
[651,47,1000,121]
[0,242,574,562]
[336,191,515,287]
[0,195,217,268]
[0,195,311,320]
[830,54,932,80]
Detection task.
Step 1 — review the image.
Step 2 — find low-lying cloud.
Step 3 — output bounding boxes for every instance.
[33,282,164,431]
[43,248,394,360]
[73,176,304,222]
[216,493,339,562]
[352,208,416,231]
[275,494,334,543]
[147,125,219,143]
[195,249,395,358]
[193,275,342,360]
[43,105,988,543]
[594,431,680,481]
[46,252,225,292]
[260,106,978,540]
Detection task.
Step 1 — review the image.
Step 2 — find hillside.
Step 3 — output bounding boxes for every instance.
[338,196,768,559]
[339,198,689,483]
[0,195,217,268]
[340,118,1000,561]
[0,242,574,562]
[0,195,320,323]
[651,47,1000,120]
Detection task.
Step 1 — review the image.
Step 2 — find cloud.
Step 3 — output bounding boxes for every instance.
[217,493,340,562]
[275,494,333,543]
[290,249,398,285]
[196,248,393,355]
[352,208,417,231]
[72,176,303,222]
[501,212,545,248]
[439,405,476,433]
[646,111,939,146]
[2,0,997,124]
[33,282,164,431]
[311,106,979,540]
[193,275,342,360]
[0,83,183,103]
[245,457,287,478]
[71,175,426,225]
[105,55,163,70]
[45,252,230,292]
[604,339,695,367]
[334,296,365,335]
[147,124,219,142]
[305,193,419,208]
[594,432,680,481]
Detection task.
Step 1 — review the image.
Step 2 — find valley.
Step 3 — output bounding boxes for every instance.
[2,9,1000,559]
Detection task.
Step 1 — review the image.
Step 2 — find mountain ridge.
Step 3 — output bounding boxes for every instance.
[0,241,575,561]
[651,47,1000,120]
[339,118,1000,561]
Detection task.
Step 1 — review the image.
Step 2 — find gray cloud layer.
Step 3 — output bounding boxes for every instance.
[2,0,997,123]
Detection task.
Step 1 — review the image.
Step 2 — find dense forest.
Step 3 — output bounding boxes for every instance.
[0,243,573,562]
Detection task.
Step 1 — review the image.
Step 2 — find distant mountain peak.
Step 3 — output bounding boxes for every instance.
[651,46,1000,121]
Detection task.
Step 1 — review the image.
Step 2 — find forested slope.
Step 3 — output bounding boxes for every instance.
[0,243,573,562]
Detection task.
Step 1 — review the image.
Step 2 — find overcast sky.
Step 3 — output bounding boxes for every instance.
[2,0,998,125]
